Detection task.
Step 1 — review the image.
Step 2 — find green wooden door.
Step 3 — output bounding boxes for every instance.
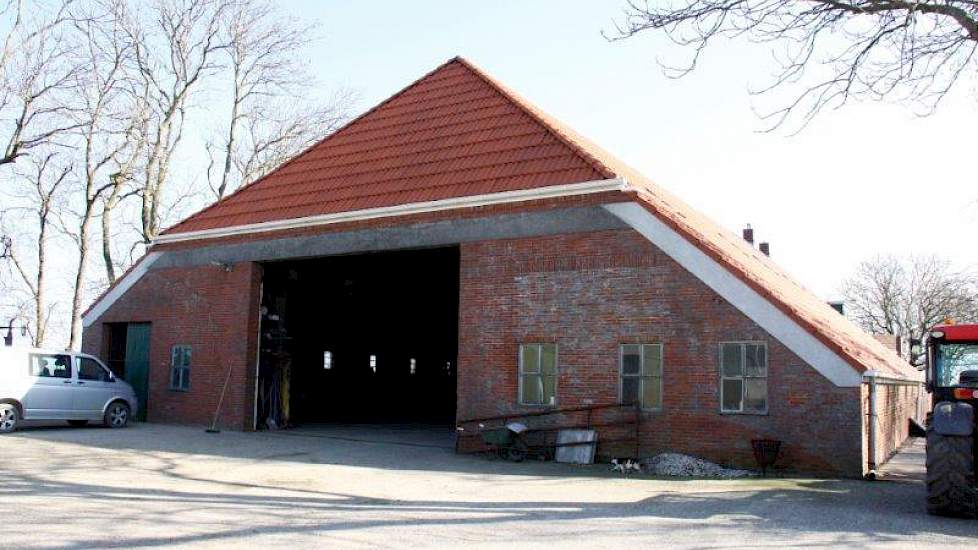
[124,323,151,421]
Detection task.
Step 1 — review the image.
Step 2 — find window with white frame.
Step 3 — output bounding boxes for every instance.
[169,345,191,391]
[720,342,767,413]
[620,344,663,409]
[519,343,557,406]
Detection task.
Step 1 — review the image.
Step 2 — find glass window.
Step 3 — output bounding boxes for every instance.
[519,343,557,406]
[620,344,663,409]
[78,357,113,382]
[29,353,71,379]
[934,343,978,387]
[720,342,768,413]
[169,345,191,391]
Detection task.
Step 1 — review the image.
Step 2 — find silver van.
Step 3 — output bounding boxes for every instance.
[0,347,139,433]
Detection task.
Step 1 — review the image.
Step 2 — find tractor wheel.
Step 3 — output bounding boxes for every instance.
[926,427,977,518]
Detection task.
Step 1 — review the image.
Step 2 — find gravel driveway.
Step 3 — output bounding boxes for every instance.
[1,423,974,549]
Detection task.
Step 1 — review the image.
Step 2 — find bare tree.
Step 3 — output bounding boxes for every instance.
[842,255,978,365]
[206,0,348,199]
[62,1,144,348]
[118,0,229,243]
[0,153,70,346]
[227,99,348,191]
[0,0,83,167]
[0,1,347,348]
[608,1,978,130]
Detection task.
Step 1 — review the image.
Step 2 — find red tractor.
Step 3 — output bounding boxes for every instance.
[924,324,978,517]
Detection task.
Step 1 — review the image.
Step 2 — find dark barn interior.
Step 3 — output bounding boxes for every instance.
[256,247,460,428]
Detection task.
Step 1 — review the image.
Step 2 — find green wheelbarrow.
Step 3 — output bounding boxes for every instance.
[480,424,530,462]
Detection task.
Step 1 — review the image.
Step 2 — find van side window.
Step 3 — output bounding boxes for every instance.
[78,358,113,382]
[29,354,72,379]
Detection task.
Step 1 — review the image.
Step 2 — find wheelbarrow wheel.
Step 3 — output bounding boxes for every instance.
[507,440,528,462]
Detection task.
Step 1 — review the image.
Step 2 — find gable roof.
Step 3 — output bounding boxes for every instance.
[163,57,614,235]
[145,57,915,380]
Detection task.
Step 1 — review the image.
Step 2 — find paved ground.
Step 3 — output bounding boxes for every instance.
[2,423,975,549]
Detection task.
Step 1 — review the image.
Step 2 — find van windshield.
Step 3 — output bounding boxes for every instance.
[934,342,978,387]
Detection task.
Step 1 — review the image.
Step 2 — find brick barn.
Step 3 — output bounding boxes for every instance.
[82,57,921,476]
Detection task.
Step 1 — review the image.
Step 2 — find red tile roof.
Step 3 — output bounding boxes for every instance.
[159,56,916,380]
[164,58,613,235]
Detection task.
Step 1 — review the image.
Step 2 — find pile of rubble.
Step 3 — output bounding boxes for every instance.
[641,453,755,478]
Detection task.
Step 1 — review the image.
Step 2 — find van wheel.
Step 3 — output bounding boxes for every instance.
[0,404,19,433]
[104,402,130,429]
[67,420,89,427]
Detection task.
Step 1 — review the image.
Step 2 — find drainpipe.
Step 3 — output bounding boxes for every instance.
[865,370,879,479]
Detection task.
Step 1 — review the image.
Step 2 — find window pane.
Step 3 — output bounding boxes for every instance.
[622,345,641,375]
[79,358,109,381]
[642,345,662,376]
[721,344,743,376]
[521,345,540,374]
[621,377,639,405]
[642,377,662,409]
[541,344,557,375]
[722,378,743,411]
[31,356,49,377]
[171,346,180,367]
[183,347,192,368]
[30,354,68,378]
[521,374,541,404]
[542,375,556,406]
[746,344,766,377]
[744,379,767,412]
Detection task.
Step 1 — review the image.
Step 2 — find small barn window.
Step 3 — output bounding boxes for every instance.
[169,345,192,391]
[720,342,767,413]
[620,344,663,410]
[519,343,557,406]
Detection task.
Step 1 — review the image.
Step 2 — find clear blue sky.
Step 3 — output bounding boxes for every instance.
[293,0,977,299]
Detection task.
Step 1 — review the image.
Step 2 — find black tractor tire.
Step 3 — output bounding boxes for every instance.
[926,427,977,518]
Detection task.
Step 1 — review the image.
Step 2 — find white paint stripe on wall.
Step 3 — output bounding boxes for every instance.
[81,252,163,328]
[154,178,628,244]
[604,202,862,387]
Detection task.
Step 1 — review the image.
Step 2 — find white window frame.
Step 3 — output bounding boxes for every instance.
[518,343,558,407]
[169,344,192,392]
[719,341,768,414]
[619,343,664,411]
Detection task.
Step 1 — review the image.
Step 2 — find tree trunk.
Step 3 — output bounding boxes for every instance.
[68,207,93,351]
[101,187,120,283]
[34,214,47,346]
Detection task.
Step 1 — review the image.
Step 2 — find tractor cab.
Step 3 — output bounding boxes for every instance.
[926,324,978,403]
[923,324,978,518]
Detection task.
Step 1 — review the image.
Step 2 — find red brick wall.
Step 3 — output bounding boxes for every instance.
[863,380,925,470]
[84,225,870,475]
[458,229,864,476]
[82,263,261,430]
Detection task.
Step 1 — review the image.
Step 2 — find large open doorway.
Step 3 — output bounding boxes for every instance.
[255,247,460,431]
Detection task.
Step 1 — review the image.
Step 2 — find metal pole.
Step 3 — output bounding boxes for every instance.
[866,373,878,477]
